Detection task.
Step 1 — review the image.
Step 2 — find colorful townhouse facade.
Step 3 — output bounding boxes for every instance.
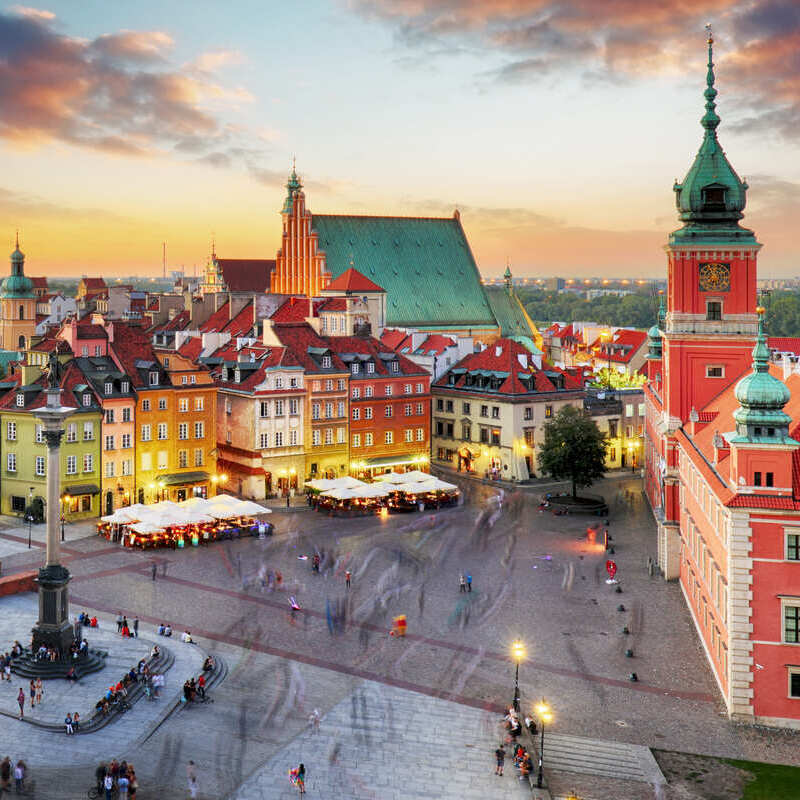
[0,357,103,519]
[432,338,585,481]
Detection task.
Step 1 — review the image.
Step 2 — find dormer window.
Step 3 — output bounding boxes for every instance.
[321,356,331,369]
[367,362,375,374]
[275,376,283,389]
[104,382,113,395]
[234,369,241,383]
[149,371,159,386]
[82,393,91,407]
[351,363,360,375]
[15,393,23,407]
[391,361,399,373]
[121,381,129,394]
[222,367,229,381]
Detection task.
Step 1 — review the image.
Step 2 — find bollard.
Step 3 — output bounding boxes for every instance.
[615,586,623,594]
[622,626,629,635]
[629,672,638,682]
[617,604,625,612]
[625,648,634,658]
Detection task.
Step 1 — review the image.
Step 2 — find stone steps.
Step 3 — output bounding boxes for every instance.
[11,648,108,679]
[540,732,665,785]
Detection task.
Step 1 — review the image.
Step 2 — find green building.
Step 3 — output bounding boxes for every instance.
[0,359,102,520]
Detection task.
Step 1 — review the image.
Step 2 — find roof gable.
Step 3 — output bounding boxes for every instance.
[325,267,384,294]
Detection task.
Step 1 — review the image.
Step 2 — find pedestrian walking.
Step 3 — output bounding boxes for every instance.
[0,756,10,794]
[151,562,157,581]
[64,713,73,735]
[187,760,198,800]
[116,613,123,633]
[103,773,114,800]
[17,687,25,719]
[459,574,466,593]
[13,761,25,793]
[296,763,306,795]
[35,677,42,706]
[495,745,505,776]
[73,710,80,731]
[117,771,129,799]
[133,618,139,638]
[345,570,351,588]
[467,574,472,592]
[29,679,35,709]
[286,495,291,509]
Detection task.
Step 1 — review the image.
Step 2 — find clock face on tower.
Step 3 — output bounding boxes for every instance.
[698,262,731,292]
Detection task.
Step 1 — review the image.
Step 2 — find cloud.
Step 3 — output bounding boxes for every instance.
[192,49,245,73]
[8,5,54,20]
[0,11,260,164]
[0,186,125,222]
[353,0,800,141]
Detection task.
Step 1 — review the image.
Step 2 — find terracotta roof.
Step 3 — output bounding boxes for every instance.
[271,297,321,323]
[31,337,72,354]
[272,323,347,373]
[590,329,647,364]
[81,278,106,289]
[177,337,204,362]
[325,334,424,376]
[414,334,456,357]
[324,267,384,294]
[31,277,47,288]
[380,329,409,350]
[0,360,100,412]
[221,303,255,337]
[768,338,800,355]
[150,310,190,334]
[212,343,299,391]
[215,258,275,293]
[76,324,107,340]
[198,302,231,333]
[318,298,347,312]
[108,323,167,389]
[435,338,582,396]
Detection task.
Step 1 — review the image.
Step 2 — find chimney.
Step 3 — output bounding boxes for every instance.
[688,406,699,435]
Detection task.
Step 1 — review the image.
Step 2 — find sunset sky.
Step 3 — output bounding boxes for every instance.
[2,0,800,279]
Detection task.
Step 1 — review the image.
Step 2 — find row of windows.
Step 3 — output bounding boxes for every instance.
[311,428,347,447]
[310,401,342,420]
[683,514,728,625]
[141,422,204,441]
[351,403,426,420]
[351,382,424,399]
[104,434,133,450]
[7,453,95,475]
[7,421,96,442]
[312,378,346,392]
[685,562,728,675]
[259,430,300,449]
[435,420,500,445]
[436,398,554,420]
[105,459,134,477]
[140,449,204,471]
[105,408,132,423]
[351,428,425,447]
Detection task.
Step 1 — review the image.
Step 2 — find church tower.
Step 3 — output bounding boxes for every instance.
[270,165,331,297]
[0,233,36,352]
[662,28,760,427]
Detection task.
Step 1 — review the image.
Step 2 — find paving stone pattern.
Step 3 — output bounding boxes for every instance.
[232,679,532,800]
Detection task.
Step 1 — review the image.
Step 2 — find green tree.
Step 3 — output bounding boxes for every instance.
[588,368,647,389]
[538,406,608,498]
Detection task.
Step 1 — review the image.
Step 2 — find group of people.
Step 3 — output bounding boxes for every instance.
[0,758,26,794]
[0,646,19,680]
[288,763,306,794]
[181,674,206,703]
[64,711,80,734]
[458,573,473,592]
[156,623,172,637]
[27,678,43,708]
[95,759,138,799]
[77,611,99,627]
[115,614,138,638]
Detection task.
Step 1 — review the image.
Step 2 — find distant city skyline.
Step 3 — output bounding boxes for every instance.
[2,1,800,278]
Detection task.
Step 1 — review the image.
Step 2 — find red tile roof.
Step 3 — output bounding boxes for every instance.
[108,323,164,388]
[590,328,647,363]
[222,303,255,337]
[768,338,800,355]
[76,324,107,339]
[318,298,348,312]
[177,337,204,362]
[198,302,231,333]
[150,310,190,334]
[324,267,384,294]
[216,258,275,293]
[414,334,456,356]
[81,278,106,289]
[271,297,320,323]
[211,343,300,391]
[435,338,582,396]
[380,329,408,350]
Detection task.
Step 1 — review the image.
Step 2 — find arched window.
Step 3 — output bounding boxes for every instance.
[17,335,25,349]
[18,305,24,320]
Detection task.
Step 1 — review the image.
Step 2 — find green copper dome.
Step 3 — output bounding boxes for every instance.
[1,234,34,299]
[732,313,792,440]
[282,166,302,214]
[670,31,756,247]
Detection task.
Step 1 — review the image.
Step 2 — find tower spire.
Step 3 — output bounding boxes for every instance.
[14,229,19,250]
[702,24,720,136]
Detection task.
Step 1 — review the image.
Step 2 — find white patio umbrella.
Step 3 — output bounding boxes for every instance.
[320,487,362,500]
[129,521,165,535]
[181,511,215,525]
[395,470,432,483]
[305,479,336,492]
[373,472,407,485]
[207,493,242,507]
[204,503,243,519]
[235,500,272,515]
[413,477,459,493]
[357,484,391,498]
[178,496,213,512]
[328,476,369,490]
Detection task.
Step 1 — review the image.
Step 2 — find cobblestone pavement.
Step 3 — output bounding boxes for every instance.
[0,475,797,799]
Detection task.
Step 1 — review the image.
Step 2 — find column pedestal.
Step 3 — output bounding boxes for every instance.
[32,564,74,654]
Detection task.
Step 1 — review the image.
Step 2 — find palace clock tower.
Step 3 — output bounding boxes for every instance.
[662,28,760,427]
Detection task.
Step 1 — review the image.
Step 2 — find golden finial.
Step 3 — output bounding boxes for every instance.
[706,22,713,44]
[756,305,765,315]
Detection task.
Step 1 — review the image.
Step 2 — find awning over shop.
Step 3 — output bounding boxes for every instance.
[64,484,100,496]
[363,455,428,469]
[155,471,210,486]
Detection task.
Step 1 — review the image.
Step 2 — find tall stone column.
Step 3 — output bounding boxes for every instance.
[31,383,76,655]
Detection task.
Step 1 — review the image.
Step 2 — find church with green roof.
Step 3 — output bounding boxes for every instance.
[266,168,540,348]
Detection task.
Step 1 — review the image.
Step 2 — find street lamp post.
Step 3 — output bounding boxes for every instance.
[27,486,33,548]
[511,639,525,712]
[535,699,553,788]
